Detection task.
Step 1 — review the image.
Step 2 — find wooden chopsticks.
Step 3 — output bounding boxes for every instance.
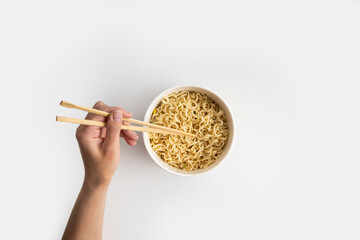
[56,100,195,137]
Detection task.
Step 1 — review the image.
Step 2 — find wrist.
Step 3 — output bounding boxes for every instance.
[83,175,112,190]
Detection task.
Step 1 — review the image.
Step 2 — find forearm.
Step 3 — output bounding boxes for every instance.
[62,179,110,240]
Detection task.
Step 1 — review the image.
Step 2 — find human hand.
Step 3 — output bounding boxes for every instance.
[75,101,138,186]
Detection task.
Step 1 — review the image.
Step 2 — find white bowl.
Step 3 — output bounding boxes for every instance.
[143,85,236,176]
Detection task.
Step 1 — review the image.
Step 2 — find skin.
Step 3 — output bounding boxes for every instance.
[62,101,138,240]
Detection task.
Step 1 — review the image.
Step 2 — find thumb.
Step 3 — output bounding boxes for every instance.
[103,110,122,153]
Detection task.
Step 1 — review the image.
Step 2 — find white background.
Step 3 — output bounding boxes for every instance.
[1,0,359,239]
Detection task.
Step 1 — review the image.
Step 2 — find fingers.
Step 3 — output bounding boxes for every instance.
[121,110,133,119]
[77,101,107,144]
[81,100,138,146]
[121,121,139,142]
[100,128,138,145]
[120,132,137,146]
[122,130,138,142]
[85,101,107,120]
[89,102,132,119]
[94,104,138,145]
[102,110,122,154]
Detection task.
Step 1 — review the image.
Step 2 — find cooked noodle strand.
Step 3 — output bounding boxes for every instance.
[149,91,229,171]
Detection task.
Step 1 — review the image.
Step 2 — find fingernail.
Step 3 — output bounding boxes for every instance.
[113,110,122,122]
[132,132,139,139]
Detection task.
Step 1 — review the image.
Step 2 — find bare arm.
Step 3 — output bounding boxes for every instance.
[62,180,109,240]
[62,101,138,240]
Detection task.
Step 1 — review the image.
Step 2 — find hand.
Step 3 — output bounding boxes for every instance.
[75,101,138,186]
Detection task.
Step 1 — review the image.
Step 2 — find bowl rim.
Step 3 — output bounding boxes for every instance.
[143,85,236,176]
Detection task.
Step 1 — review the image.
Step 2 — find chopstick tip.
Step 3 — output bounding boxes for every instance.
[60,100,75,108]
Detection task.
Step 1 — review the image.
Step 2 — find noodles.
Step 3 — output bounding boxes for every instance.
[149,90,229,171]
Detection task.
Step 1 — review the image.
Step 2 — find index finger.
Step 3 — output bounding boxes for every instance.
[85,101,108,120]
[98,105,138,143]
[100,106,133,119]
[77,101,108,138]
